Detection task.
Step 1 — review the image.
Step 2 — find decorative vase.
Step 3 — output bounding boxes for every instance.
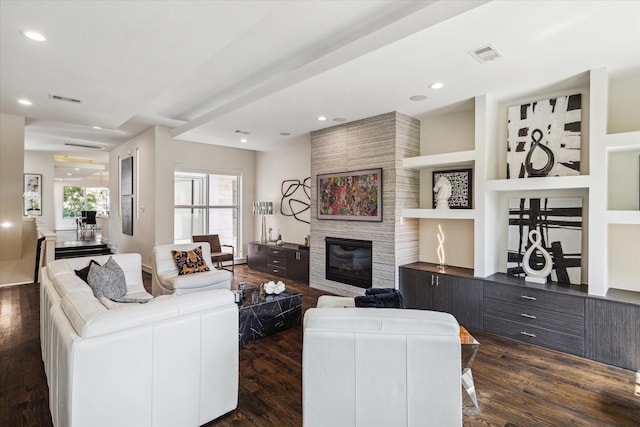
[523,229,553,283]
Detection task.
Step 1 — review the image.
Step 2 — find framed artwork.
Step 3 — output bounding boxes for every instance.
[121,156,133,196]
[317,168,382,221]
[122,197,133,236]
[432,168,472,209]
[507,93,582,179]
[507,197,583,285]
[24,173,42,216]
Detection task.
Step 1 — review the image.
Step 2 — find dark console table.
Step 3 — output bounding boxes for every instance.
[400,262,640,371]
[248,241,310,284]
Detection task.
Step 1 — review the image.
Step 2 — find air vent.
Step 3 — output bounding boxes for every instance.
[49,94,83,104]
[234,130,250,135]
[64,142,105,150]
[468,44,503,63]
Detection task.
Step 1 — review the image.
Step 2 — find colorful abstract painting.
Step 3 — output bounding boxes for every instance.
[507,93,582,179]
[317,168,382,221]
[507,197,583,285]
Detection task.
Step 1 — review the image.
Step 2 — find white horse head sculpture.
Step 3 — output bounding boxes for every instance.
[433,175,452,209]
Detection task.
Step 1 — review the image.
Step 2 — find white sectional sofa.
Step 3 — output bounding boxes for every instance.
[152,242,232,296]
[303,307,462,427]
[40,253,238,427]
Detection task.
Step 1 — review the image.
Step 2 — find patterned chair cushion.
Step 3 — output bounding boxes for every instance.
[172,246,211,275]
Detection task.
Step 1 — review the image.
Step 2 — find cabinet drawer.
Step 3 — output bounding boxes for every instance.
[484,298,583,336]
[268,266,287,276]
[268,255,286,267]
[268,248,286,258]
[484,315,584,356]
[484,282,584,317]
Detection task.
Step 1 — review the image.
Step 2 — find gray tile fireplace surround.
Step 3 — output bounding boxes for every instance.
[309,111,421,297]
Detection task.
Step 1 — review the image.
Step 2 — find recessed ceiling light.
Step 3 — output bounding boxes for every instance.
[66,173,72,176]
[317,116,327,121]
[18,99,32,106]
[240,138,248,143]
[1,222,12,229]
[409,95,427,101]
[429,82,444,90]
[93,126,102,130]
[280,132,291,136]
[332,118,346,123]
[74,168,80,171]
[22,30,46,42]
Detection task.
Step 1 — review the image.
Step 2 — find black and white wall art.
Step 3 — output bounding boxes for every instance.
[432,168,472,209]
[507,94,582,179]
[507,197,582,285]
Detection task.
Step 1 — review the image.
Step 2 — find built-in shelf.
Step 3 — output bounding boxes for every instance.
[605,130,640,150]
[402,150,475,169]
[402,208,476,220]
[485,175,591,192]
[605,210,640,225]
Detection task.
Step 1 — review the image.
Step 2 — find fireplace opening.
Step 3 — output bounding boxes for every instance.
[325,237,372,289]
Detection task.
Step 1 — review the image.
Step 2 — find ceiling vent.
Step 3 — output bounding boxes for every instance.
[64,142,105,150]
[49,94,83,104]
[468,44,503,63]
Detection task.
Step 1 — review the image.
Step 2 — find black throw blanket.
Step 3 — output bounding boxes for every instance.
[354,288,405,309]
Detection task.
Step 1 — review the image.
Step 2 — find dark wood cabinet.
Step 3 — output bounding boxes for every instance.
[399,263,483,330]
[248,242,309,284]
[287,248,310,283]
[400,262,640,371]
[585,297,640,371]
[482,279,585,357]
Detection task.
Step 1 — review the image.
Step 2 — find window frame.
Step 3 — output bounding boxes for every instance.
[173,170,241,256]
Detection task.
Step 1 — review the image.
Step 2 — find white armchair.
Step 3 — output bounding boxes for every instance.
[152,242,232,296]
[303,307,462,427]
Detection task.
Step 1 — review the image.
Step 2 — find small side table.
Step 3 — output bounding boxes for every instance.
[460,326,480,410]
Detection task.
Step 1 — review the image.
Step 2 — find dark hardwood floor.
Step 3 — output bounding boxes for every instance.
[1,264,638,426]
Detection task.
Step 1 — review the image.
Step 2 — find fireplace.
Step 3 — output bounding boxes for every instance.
[325,237,372,289]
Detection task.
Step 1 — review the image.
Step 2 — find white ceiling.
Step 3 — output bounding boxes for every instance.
[1,1,639,179]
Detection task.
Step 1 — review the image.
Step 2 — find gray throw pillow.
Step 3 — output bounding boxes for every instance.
[87,257,127,300]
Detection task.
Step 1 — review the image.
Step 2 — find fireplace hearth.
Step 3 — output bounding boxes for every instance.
[325,237,372,289]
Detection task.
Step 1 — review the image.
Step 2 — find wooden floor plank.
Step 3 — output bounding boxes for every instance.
[1,264,638,427]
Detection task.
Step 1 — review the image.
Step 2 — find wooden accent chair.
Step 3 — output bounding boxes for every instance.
[192,234,234,274]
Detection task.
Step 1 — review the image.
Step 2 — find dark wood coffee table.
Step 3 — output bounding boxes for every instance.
[460,326,480,410]
[237,288,302,347]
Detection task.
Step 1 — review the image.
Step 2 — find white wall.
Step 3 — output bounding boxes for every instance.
[0,113,28,285]
[154,127,257,259]
[109,127,157,269]
[24,151,55,230]
[416,109,475,268]
[608,70,640,134]
[255,138,311,245]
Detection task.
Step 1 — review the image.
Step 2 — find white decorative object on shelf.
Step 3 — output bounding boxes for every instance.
[433,176,451,209]
[437,224,446,269]
[522,230,553,284]
[264,280,286,295]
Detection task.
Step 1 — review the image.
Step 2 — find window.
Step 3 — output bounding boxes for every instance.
[174,171,240,255]
[63,186,110,217]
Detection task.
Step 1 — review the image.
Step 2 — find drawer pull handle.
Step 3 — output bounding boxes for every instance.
[520,313,537,319]
[520,331,537,338]
[273,269,279,273]
[431,276,434,286]
[273,260,279,264]
[520,295,537,301]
